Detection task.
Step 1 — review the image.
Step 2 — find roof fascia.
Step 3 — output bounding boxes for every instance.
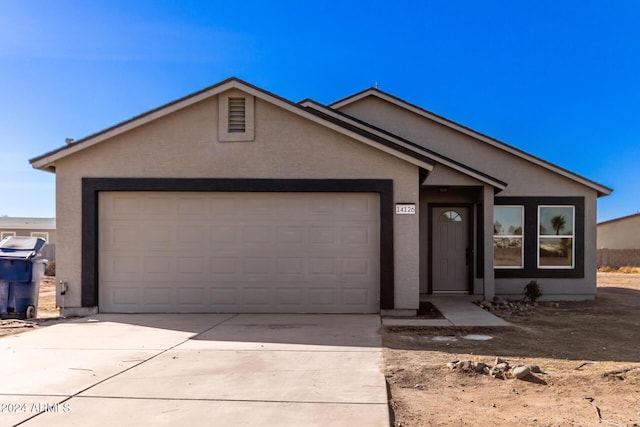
[331,89,612,197]
[30,78,432,172]
[0,218,56,229]
[598,212,640,226]
[30,78,239,169]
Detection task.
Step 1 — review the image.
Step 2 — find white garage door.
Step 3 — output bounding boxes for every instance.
[99,192,380,313]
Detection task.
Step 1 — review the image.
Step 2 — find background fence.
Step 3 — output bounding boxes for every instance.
[597,249,640,268]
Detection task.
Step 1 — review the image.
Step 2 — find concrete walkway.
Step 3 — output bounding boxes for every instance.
[382,297,511,327]
[0,314,389,427]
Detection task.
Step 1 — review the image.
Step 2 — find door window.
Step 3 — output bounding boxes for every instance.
[439,210,462,222]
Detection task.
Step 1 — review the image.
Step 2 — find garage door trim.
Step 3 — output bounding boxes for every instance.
[82,178,394,310]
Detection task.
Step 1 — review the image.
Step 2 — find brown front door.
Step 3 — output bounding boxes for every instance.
[432,206,471,293]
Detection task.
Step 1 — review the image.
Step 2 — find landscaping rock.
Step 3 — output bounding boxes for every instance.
[455,361,466,370]
[475,362,487,373]
[513,366,531,379]
[493,296,507,305]
[447,356,543,381]
[528,364,542,373]
[496,362,510,371]
[475,298,537,317]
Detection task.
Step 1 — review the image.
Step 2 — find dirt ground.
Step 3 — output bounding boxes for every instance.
[384,272,640,427]
[0,276,60,337]
[2,274,639,425]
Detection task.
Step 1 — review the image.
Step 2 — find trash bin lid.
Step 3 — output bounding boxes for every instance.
[0,236,46,260]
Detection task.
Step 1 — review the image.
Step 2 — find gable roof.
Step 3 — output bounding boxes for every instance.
[299,99,507,190]
[30,78,435,173]
[331,88,613,197]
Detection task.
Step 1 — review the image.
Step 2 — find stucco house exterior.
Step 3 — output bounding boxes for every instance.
[597,213,640,268]
[30,78,612,316]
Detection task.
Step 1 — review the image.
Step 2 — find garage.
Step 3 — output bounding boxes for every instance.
[98,191,380,313]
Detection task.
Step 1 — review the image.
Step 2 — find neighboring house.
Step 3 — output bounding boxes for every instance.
[0,217,56,243]
[0,217,56,262]
[30,77,612,317]
[597,213,640,268]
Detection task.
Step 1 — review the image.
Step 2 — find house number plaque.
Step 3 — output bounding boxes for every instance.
[395,204,416,215]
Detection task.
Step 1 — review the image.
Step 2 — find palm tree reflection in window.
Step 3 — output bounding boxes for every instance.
[550,215,566,235]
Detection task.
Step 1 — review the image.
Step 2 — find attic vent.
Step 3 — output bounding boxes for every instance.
[218,91,254,141]
[228,97,246,133]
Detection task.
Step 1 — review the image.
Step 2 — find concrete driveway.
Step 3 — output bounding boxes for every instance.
[0,314,389,426]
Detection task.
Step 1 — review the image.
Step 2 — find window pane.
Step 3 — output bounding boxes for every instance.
[439,210,462,222]
[539,237,573,267]
[494,206,523,236]
[539,206,574,236]
[494,237,523,267]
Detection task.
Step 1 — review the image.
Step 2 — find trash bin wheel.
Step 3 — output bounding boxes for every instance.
[25,305,36,319]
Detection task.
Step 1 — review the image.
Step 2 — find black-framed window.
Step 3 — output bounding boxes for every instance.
[493,205,524,269]
[538,205,575,269]
[494,197,584,279]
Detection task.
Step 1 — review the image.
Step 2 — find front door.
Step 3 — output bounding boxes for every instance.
[431,206,471,293]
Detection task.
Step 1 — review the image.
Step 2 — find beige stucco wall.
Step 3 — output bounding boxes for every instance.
[597,215,640,249]
[342,98,601,299]
[339,96,595,197]
[54,91,421,313]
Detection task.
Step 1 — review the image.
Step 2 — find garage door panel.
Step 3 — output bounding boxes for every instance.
[309,227,336,244]
[145,229,172,246]
[144,287,172,305]
[309,197,340,214]
[308,258,338,275]
[243,226,272,243]
[177,225,207,244]
[177,196,209,215]
[210,287,239,305]
[142,196,176,216]
[210,257,240,274]
[109,194,142,216]
[276,288,305,305]
[109,285,139,306]
[177,287,208,305]
[276,227,305,243]
[244,197,276,216]
[211,226,238,243]
[343,287,370,302]
[99,192,379,313]
[343,258,373,276]
[343,197,372,215]
[277,198,308,215]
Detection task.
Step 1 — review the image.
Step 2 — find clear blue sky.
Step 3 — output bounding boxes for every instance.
[1,0,638,222]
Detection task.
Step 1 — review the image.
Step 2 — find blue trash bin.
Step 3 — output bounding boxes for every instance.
[0,236,47,319]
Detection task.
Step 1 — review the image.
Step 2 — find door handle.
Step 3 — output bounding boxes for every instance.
[465,248,473,266]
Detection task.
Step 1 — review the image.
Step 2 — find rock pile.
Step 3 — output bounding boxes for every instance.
[446,356,542,380]
[475,296,536,316]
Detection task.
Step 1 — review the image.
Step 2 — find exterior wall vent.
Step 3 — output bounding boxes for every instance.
[228,97,246,133]
[218,90,254,142]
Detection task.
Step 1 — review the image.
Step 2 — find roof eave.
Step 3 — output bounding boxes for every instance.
[331,89,613,197]
[30,78,435,173]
